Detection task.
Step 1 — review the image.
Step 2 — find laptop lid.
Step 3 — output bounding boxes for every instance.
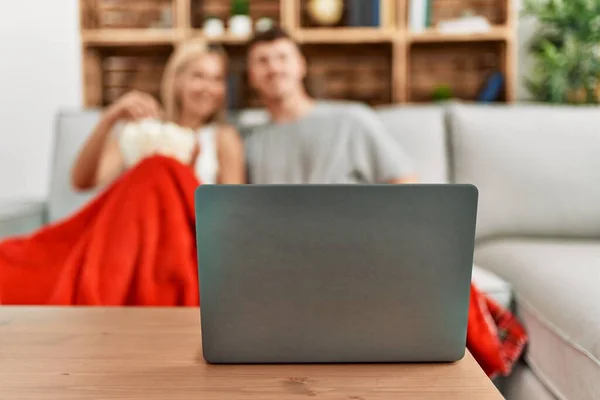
[195,184,478,364]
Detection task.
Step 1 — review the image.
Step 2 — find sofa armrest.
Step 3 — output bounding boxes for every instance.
[0,200,47,240]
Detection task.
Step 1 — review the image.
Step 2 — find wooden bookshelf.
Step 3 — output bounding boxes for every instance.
[80,0,516,108]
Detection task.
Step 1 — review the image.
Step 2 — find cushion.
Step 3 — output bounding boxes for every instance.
[376,105,449,183]
[475,238,600,400]
[0,201,46,239]
[230,108,270,140]
[449,103,600,240]
[503,362,558,400]
[49,111,102,223]
[471,264,512,309]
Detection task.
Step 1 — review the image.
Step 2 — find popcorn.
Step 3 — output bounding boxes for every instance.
[120,119,197,167]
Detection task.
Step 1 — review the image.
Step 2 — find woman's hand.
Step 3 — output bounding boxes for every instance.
[105,91,163,122]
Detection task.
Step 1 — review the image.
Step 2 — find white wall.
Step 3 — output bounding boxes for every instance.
[0,0,81,202]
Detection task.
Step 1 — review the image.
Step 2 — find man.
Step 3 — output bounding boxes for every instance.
[244,26,416,184]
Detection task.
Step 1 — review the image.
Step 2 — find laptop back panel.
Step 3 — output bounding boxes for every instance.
[195,184,478,363]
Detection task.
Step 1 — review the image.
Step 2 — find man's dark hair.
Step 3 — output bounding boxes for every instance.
[247,25,302,53]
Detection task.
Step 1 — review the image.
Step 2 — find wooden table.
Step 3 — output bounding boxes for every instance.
[0,307,503,399]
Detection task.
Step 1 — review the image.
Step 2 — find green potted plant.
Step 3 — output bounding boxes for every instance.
[523,0,600,104]
[229,0,251,37]
[432,84,454,102]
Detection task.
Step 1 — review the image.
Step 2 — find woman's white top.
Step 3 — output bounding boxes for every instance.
[194,124,219,185]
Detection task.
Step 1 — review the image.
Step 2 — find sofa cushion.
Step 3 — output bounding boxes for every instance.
[376,105,449,183]
[49,111,102,223]
[503,362,558,400]
[449,103,600,240]
[231,108,270,139]
[0,201,46,239]
[471,264,512,309]
[474,238,600,400]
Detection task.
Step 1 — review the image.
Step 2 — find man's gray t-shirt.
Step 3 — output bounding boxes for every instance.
[245,101,414,184]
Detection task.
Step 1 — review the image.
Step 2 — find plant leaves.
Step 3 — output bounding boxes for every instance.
[523,0,600,104]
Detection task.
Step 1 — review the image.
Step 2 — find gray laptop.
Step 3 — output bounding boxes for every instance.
[195,184,478,364]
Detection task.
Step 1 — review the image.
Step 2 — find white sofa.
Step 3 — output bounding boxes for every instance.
[1,102,598,399]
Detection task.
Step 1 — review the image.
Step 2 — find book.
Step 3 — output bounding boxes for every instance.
[438,16,491,33]
[346,0,360,26]
[477,71,504,102]
[345,0,380,27]
[370,0,380,27]
[409,0,427,32]
[425,0,432,28]
[361,0,372,27]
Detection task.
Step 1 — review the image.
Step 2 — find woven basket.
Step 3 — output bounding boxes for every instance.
[304,44,392,106]
[99,46,172,105]
[409,41,504,102]
[84,0,174,29]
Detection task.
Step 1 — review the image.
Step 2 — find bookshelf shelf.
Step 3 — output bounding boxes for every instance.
[407,26,510,43]
[189,31,251,45]
[82,29,182,46]
[80,0,516,107]
[296,28,395,44]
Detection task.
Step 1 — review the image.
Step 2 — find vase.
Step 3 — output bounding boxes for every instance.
[255,17,274,33]
[203,18,224,37]
[307,0,344,26]
[229,15,252,37]
[567,87,587,104]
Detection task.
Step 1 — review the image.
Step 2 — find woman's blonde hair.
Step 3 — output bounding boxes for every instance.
[161,39,227,124]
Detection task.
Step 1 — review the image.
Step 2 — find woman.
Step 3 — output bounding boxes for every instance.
[72,40,245,189]
[0,40,243,306]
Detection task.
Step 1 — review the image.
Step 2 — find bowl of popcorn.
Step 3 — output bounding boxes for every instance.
[120,119,197,167]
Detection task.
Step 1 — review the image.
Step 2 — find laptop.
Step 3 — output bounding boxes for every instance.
[195,184,478,364]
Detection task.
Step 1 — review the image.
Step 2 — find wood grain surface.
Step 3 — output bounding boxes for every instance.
[0,307,503,399]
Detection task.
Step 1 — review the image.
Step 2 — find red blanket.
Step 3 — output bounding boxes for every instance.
[0,156,199,306]
[0,155,526,377]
